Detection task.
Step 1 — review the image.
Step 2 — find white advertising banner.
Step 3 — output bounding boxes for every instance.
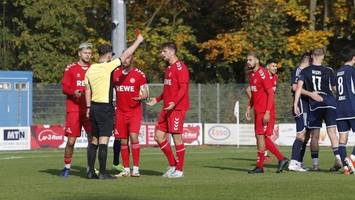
[0,127,31,150]
[204,123,238,145]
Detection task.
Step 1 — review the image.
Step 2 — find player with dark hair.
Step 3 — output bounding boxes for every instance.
[146,42,189,178]
[245,51,289,174]
[60,42,93,177]
[85,33,144,179]
[334,47,355,175]
[288,53,321,171]
[294,48,341,171]
[246,58,279,162]
[112,53,148,177]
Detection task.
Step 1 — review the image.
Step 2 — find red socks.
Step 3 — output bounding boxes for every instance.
[159,138,176,167]
[265,136,284,161]
[64,156,72,165]
[175,144,185,171]
[257,151,265,168]
[121,144,130,168]
[131,142,140,167]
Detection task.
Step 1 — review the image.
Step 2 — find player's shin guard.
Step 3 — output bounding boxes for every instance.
[98,144,108,173]
[339,143,347,166]
[175,144,185,171]
[121,144,130,168]
[113,139,121,166]
[131,142,140,167]
[257,151,265,168]
[291,138,303,162]
[265,136,284,161]
[88,143,98,172]
[159,138,176,167]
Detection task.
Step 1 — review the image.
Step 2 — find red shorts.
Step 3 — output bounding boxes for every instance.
[156,110,186,134]
[254,111,275,136]
[114,109,142,139]
[65,111,91,137]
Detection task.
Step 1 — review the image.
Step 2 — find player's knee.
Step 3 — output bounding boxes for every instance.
[296,133,305,141]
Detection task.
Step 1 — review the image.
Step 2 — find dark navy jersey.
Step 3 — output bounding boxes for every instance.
[336,65,355,120]
[298,64,336,110]
[291,66,309,115]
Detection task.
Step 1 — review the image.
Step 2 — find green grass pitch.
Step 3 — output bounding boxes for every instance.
[0,146,353,200]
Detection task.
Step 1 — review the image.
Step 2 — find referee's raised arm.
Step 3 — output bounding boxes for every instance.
[119,33,144,62]
[83,30,144,180]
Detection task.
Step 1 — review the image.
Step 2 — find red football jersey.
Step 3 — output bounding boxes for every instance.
[159,60,190,111]
[61,62,90,112]
[113,67,147,112]
[270,74,278,92]
[249,67,274,113]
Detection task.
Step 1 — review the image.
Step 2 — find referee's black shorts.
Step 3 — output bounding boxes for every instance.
[90,102,114,137]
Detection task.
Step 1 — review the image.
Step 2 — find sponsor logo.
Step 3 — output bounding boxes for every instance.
[116,85,135,92]
[76,80,85,86]
[182,125,200,144]
[38,130,63,142]
[173,117,180,131]
[208,125,231,140]
[164,79,172,85]
[250,85,257,92]
[35,128,64,148]
[4,129,26,141]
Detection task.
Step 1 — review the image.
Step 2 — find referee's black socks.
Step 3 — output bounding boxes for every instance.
[88,143,98,172]
[99,144,108,174]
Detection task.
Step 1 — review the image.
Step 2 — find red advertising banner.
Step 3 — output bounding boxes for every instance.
[182,124,202,145]
[31,124,65,149]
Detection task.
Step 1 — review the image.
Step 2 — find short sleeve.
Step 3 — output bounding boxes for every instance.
[106,58,122,72]
[329,68,336,87]
[290,68,297,86]
[176,62,189,84]
[298,70,306,82]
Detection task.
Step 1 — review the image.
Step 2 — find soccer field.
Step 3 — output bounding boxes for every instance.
[0,146,352,200]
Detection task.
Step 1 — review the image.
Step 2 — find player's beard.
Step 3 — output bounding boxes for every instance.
[81,58,91,65]
[245,63,253,74]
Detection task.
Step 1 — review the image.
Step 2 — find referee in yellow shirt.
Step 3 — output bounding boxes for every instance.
[85,34,143,179]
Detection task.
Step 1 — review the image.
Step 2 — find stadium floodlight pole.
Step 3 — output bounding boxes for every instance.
[112,0,127,55]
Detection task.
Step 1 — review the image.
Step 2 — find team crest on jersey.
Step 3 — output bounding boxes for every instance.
[130,78,135,83]
[77,73,80,78]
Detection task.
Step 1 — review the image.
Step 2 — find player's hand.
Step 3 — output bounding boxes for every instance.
[263,111,270,125]
[135,29,144,43]
[164,102,175,110]
[310,91,323,102]
[146,98,157,106]
[132,96,145,101]
[245,106,251,121]
[74,90,82,98]
[294,104,301,116]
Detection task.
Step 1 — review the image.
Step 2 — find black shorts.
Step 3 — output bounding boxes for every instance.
[90,102,114,137]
